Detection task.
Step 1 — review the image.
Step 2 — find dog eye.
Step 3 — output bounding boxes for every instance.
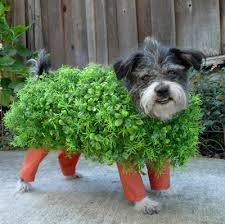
[167,70,176,75]
[141,75,150,81]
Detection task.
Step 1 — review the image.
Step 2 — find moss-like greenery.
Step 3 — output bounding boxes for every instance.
[4,64,201,171]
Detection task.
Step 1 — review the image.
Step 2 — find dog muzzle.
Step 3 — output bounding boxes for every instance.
[140,81,187,120]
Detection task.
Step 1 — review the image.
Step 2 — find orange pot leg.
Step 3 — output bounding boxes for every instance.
[19,148,48,182]
[117,163,146,202]
[58,150,81,176]
[147,160,170,190]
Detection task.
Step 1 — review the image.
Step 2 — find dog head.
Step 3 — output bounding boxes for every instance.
[113,37,204,121]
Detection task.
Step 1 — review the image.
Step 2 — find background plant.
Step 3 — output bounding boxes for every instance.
[0,2,31,107]
[4,64,201,172]
[190,68,225,158]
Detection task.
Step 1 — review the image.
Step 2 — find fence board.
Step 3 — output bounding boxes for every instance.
[85,0,108,64]
[136,0,152,44]
[8,0,26,45]
[25,0,43,51]
[63,0,88,67]
[95,0,108,64]
[220,0,225,53]
[175,0,221,55]
[34,0,43,50]
[85,0,96,63]
[116,0,138,56]
[39,0,48,50]
[192,0,221,55]
[150,0,176,46]
[105,0,119,64]
[40,0,64,68]
[25,0,35,51]
[175,0,193,48]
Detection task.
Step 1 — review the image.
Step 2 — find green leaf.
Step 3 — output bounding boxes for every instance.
[16,45,31,57]
[165,139,170,144]
[121,110,129,117]
[0,46,17,57]
[13,82,25,93]
[0,89,11,106]
[130,135,135,141]
[0,17,9,30]
[8,61,29,74]
[115,119,123,126]
[8,78,24,89]
[11,25,29,35]
[0,3,10,16]
[136,120,144,125]
[0,56,15,66]
[59,120,64,125]
[1,77,11,88]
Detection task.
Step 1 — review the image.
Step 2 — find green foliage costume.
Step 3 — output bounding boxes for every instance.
[4,64,201,171]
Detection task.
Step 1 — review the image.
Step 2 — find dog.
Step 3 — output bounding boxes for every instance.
[16,37,204,214]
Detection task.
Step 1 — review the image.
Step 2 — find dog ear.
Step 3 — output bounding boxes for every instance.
[170,48,205,70]
[113,52,144,80]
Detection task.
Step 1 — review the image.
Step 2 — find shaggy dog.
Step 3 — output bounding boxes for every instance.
[17,37,203,214]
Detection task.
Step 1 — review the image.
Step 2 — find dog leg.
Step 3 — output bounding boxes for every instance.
[16,148,48,192]
[117,163,160,215]
[16,178,32,193]
[151,186,177,198]
[134,196,160,215]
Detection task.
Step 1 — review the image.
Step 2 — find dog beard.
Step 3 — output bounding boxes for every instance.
[140,81,187,121]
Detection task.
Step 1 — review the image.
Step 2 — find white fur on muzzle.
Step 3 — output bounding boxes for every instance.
[140,81,187,120]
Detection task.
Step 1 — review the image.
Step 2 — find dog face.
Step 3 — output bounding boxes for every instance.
[113,37,204,120]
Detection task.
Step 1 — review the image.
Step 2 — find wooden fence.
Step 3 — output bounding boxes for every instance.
[6,0,225,68]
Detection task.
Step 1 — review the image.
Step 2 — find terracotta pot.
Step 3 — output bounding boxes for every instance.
[147,160,170,190]
[117,163,146,201]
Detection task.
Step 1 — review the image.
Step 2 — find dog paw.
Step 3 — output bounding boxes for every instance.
[65,172,83,180]
[152,187,177,198]
[134,196,160,215]
[16,179,32,193]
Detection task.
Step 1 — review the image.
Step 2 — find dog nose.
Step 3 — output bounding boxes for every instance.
[154,84,169,97]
